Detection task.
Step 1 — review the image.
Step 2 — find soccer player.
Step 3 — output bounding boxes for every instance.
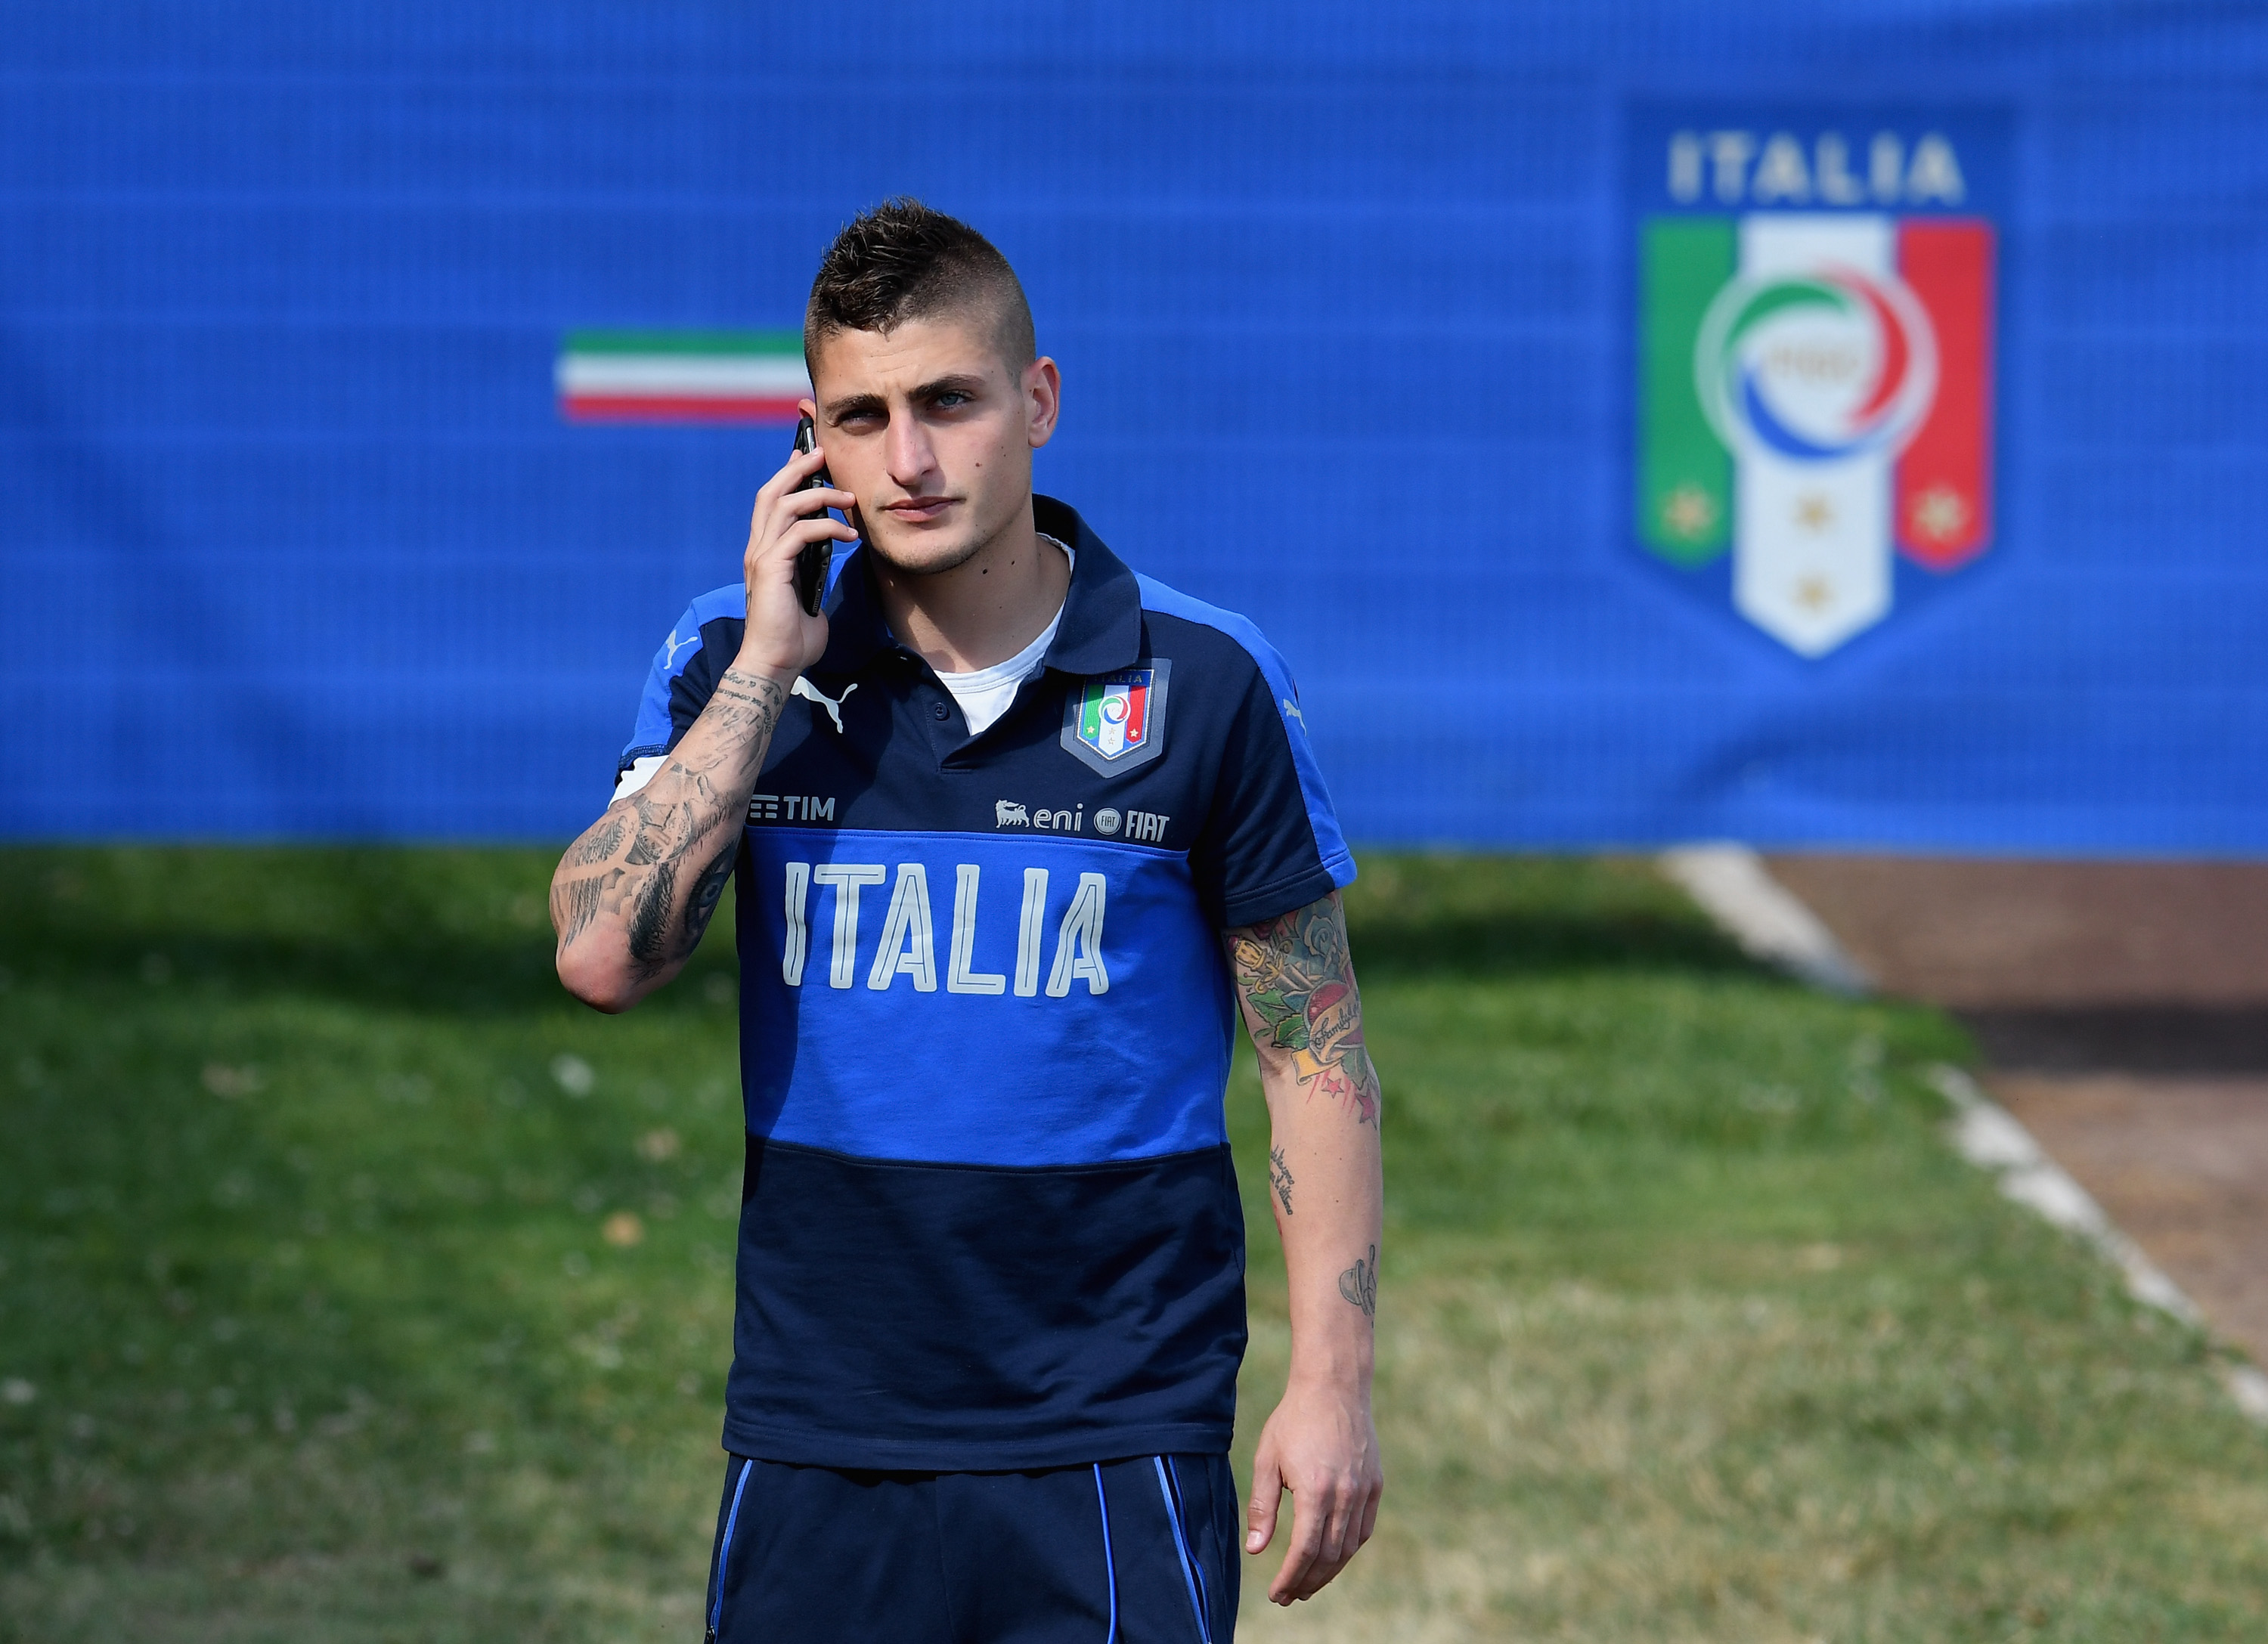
[550,200,1383,1641]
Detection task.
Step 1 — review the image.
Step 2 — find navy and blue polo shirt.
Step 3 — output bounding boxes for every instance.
[617,495,1353,1472]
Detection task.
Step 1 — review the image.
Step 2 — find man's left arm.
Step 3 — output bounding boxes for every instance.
[1223,889,1385,1605]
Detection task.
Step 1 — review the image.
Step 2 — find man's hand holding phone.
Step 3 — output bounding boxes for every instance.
[736,401,857,680]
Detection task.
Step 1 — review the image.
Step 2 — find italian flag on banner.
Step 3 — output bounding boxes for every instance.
[556,330,808,423]
[1638,213,1994,655]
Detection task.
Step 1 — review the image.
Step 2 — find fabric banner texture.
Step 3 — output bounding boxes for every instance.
[2,3,2266,850]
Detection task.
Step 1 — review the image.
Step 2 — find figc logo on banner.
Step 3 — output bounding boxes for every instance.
[1629,109,2006,656]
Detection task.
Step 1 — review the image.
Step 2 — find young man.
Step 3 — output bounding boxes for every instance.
[550,200,1383,1641]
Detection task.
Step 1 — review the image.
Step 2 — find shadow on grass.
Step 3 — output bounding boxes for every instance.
[0,845,732,1018]
[1344,851,1761,982]
[0,846,1766,1014]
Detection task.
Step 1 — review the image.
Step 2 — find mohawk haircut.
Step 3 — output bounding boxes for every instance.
[804,199,1036,376]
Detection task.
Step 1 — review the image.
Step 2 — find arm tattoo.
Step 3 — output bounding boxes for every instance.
[1222,892,1381,1127]
[570,813,625,865]
[1268,1147,1295,1216]
[679,840,739,951]
[1338,1244,1377,1320]
[710,673,789,779]
[552,669,784,979]
[552,874,607,947]
[625,858,678,965]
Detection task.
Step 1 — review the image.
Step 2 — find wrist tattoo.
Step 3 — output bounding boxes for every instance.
[1268,1147,1295,1216]
[1222,892,1381,1127]
[1338,1243,1377,1320]
[712,670,789,777]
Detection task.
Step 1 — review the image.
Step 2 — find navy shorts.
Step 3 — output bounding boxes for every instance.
[703,1452,1238,1642]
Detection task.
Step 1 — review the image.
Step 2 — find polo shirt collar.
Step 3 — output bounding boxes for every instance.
[1035,495,1144,676]
[812,494,1143,682]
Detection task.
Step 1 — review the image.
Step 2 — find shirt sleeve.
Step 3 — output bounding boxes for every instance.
[1190,653,1356,930]
[615,587,745,789]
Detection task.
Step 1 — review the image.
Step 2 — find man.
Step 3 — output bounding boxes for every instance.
[550,200,1383,1641]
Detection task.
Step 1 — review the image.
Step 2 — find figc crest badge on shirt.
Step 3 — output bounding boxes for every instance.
[1061,661,1170,776]
[1629,105,2006,658]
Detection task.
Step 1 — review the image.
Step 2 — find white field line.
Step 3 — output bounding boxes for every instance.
[1657,844,2268,1426]
[1926,1065,2200,1323]
[2229,1364,2268,1423]
[1659,843,1869,995]
[1928,1064,2266,1424]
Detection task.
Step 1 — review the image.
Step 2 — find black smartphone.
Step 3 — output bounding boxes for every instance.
[791,414,834,618]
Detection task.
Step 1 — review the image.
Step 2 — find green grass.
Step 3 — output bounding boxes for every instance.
[2,848,2263,1642]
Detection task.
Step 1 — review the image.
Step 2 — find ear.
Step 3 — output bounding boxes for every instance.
[1024,357,1061,450]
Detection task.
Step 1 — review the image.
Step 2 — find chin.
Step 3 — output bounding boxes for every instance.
[866,525,989,579]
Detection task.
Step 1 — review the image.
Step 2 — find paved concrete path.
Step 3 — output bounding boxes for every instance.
[1764,856,2268,1367]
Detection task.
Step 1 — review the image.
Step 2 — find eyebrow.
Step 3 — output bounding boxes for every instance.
[822,392,888,421]
[911,373,989,401]
[823,373,992,421]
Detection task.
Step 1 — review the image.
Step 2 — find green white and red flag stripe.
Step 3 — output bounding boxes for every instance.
[1636,212,1995,654]
[556,330,807,423]
[1893,223,1994,569]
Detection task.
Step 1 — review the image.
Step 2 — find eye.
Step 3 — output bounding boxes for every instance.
[932,390,971,410]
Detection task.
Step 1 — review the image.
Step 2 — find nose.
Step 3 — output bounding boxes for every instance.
[883,413,938,492]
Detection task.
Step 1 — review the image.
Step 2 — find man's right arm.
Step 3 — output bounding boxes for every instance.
[550,424,855,1013]
[550,664,791,1011]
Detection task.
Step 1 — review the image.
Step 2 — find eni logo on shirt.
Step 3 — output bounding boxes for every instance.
[777,862,1109,998]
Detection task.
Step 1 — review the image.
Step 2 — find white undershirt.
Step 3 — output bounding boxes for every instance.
[615,535,1072,799]
[932,534,1074,736]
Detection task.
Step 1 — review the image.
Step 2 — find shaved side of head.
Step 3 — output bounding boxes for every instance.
[804,198,1036,380]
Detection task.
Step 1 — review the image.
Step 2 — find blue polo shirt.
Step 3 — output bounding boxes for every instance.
[618,495,1354,1470]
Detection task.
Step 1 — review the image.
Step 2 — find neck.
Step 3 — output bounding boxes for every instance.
[871,499,1069,673]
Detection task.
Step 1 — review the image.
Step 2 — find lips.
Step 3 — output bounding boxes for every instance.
[882,496,956,524]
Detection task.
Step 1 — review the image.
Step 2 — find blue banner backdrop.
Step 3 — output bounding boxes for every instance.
[3,3,2265,849]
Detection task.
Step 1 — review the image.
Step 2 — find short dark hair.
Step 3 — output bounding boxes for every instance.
[804,199,1036,376]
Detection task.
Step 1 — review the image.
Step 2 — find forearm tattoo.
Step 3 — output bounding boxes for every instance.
[1339,1244,1377,1320]
[550,667,785,980]
[1268,1147,1295,1216]
[1222,891,1381,1127]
